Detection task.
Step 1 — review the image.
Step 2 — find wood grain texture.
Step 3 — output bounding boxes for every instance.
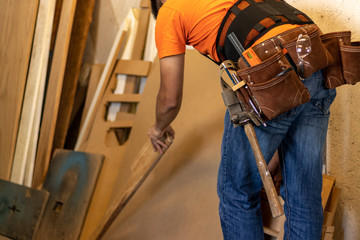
[244,124,284,217]
[11,0,56,185]
[0,0,39,180]
[0,179,49,240]
[321,174,336,210]
[75,27,128,150]
[34,150,103,240]
[52,0,96,150]
[32,0,78,188]
[80,64,104,128]
[90,138,172,240]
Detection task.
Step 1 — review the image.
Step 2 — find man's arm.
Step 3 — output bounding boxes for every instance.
[148,54,185,153]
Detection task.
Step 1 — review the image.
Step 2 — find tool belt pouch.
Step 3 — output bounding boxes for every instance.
[341,41,360,84]
[236,50,310,121]
[321,31,352,88]
[247,24,333,79]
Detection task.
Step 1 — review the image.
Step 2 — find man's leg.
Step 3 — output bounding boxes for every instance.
[217,111,290,239]
[280,71,336,240]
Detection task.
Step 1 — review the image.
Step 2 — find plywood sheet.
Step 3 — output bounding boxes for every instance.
[0,0,39,180]
[0,179,49,240]
[34,150,103,240]
[104,50,224,240]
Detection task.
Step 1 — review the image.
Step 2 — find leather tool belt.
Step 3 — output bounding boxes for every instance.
[321,31,360,88]
[230,24,333,121]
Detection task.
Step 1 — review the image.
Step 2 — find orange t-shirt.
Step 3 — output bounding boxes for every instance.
[155,0,299,62]
[156,0,236,62]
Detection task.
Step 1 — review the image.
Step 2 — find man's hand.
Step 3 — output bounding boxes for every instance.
[148,125,175,154]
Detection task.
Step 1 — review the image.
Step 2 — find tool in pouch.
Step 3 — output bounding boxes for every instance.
[220,32,285,217]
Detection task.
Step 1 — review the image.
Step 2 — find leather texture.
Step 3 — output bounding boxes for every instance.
[236,51,310,121]
[320,31,351,88]
[340,41,360,85]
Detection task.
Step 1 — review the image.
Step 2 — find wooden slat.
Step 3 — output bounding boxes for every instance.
[11,0,56,185]
[321,174,336,210]
[32,0,78,188]
[0,179,49,240]
[323,186,341,226]
[113,59,152,76]
[90,138,172,240]
[263,226,279,237]
[106,120,134,129]
[107,93,142,103]
[34,150,104,240]
[53,0,96,150]
[0,0,39,180]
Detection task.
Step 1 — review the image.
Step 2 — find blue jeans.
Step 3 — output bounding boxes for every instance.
[217,71,336,240]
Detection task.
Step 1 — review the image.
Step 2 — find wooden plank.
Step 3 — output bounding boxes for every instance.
[321,174,336,210]
[323,187,341,226]
[90,138,172,240]
[106,120,134,129]
[323,225,334,240]
[32,0,78,188]
[0,0,39,180]
[113,59,152,76]
[34,150,104,240]
[11,0,56,185]
[53,0,96,150]
[107,93,142,103]
[0,179,49,240]
[75,24,129,150]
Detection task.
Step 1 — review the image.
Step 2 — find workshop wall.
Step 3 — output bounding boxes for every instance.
[88,1,360,240]
[287,0,360,239]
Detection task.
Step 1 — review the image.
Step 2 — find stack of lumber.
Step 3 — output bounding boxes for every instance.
[0,0,96,188]
[263,174,341,240]
[1,0,154,238]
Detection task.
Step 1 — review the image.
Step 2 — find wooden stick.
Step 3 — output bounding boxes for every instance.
[90,138,172,240]
[244,124,284,217]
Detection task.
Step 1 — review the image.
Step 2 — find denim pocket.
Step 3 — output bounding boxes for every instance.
[310,88,336,115]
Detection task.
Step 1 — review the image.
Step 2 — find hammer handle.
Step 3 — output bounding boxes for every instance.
[244,124,284,217]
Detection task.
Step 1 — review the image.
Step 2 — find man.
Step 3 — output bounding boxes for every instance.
[147,0,336,239]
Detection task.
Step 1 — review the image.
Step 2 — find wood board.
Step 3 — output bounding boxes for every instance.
[0,0,40,180]
[34,150,104,240]
[53,0,96,150]
[0,179,49,240]
[32,0,78,188]
[11,0,56,185]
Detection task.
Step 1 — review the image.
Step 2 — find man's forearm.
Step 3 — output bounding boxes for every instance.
[154,93,182,132]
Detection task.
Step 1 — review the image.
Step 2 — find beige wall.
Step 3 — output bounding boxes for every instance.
[88,1,360,239]
[286,1,360,239]
[83,0,140,64]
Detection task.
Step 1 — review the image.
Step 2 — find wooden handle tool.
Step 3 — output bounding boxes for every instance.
[90,137,173,240]
[244,123,284,217]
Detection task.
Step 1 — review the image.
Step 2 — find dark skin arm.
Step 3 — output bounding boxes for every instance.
[148,54,185,153]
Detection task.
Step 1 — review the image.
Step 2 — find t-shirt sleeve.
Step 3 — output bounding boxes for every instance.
[155,7,187,59]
